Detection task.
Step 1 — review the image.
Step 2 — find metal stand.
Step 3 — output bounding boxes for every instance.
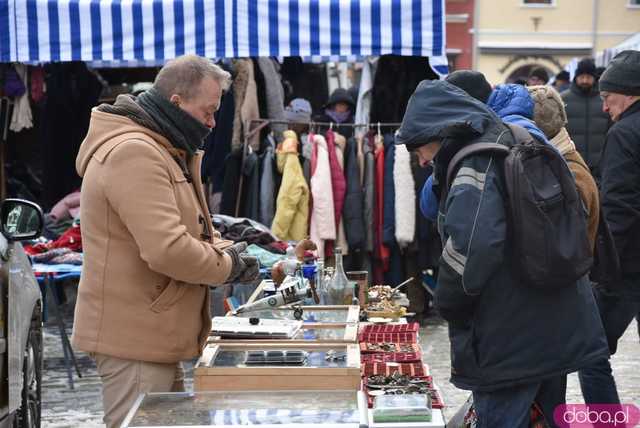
[44,273,82,389]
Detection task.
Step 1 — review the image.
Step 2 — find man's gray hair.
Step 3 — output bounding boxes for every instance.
[154,55,232,100]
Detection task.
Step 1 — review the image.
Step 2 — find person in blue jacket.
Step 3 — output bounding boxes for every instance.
[397,79,609,428]
[487,83,549,144]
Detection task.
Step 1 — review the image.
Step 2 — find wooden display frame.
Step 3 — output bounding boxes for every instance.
[208,323,359,344]
[194,343,361,392]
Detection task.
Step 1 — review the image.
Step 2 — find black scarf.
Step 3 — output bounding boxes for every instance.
[136,88,211,156]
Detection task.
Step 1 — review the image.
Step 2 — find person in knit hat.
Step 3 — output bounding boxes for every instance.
[445,70,493,104]
[284,97,312,136]
[579,50,640,406]
[527,85,599,251]
[561,57,609,179]
[552,70,570,92]
[527,66,549,86]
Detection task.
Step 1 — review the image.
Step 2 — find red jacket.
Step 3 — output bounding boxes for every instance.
[371,134,390,281]
[325,130,347,228]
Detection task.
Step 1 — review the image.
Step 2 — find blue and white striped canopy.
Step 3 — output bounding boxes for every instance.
[0,0,446,65]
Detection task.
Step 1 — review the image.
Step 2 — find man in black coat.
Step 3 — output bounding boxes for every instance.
[579,50,640,404]
[561,58,610,179]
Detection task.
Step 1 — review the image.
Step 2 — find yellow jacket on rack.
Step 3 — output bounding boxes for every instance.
[271,130,310,241]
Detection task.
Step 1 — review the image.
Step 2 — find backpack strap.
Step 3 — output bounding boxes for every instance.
[505,122,535,145]
[446,143,510,191]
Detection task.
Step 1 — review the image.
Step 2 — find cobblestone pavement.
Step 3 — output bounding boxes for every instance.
[42,310,639,427]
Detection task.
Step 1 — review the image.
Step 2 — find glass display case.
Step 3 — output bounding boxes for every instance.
[121,390,369,427]
[234,305,360,324]
[209,323,358,344]
[194,343,361,392]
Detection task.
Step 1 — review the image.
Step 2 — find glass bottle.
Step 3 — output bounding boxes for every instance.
[328,248,353,305]
[315,259,325,304]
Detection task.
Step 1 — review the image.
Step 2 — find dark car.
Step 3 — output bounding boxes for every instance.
[0,199,44,428]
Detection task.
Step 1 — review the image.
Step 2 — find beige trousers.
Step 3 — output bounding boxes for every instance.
[92,353,185,428]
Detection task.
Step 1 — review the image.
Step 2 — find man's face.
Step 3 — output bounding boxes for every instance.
[576,74,595,91]
[528,76,545,86]
[553,79,568,89]
[170,77,222,129]
[601,92,638,122]
[414,142,442,167]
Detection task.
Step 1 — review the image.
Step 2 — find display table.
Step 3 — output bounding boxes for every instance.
[121,390,369,427]
[120,390,445,428]
[32,263,83,389]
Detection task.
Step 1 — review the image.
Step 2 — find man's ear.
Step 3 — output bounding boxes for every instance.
[169,94,181,106]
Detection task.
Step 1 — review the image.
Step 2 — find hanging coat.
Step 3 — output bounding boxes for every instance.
[310,134,337,258]
[363,134,376,253]
[394,144,416,248]
[343,137,365,251]
[373,134,390,282]
[259,136,277,227]
[326,130,347,227]
[271,131,310,241]
[334,132,350,255]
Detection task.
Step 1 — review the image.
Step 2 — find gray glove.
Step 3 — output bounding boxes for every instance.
[224,242,260,283]
[237,254,260,282]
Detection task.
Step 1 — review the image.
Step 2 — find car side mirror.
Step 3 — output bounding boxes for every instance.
[1,199,44,241]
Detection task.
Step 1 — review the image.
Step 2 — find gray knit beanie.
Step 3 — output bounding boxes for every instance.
[527,85,567,140]
[599,50,640,96]
[284,98,313,123]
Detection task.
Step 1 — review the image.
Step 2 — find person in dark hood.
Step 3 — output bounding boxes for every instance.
[396,79,608,428]
[579,50,640,405]
[561,58,610,179]
[313,87,356,138]
[420,70,493,222]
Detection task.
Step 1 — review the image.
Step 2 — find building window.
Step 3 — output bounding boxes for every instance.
[522,0,554,5]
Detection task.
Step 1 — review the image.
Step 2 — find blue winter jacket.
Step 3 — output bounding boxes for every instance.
[487,84,549,145]
[397,80,608,392]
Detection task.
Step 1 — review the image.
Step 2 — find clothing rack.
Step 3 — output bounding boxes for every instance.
[236,118,403,217]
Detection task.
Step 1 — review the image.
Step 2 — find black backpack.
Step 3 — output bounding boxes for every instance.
[445,123,593,290]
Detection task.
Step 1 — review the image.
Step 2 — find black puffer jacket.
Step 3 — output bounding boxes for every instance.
[561,83,610,178]
[600,100,640,275]
[397,80,609,392]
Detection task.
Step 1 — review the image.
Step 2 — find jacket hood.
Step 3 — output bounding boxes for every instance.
[396,80,502,148]
[487,84,534,119]
[324,88,355,110]
[488,84,549,144]
[76,97,172,177]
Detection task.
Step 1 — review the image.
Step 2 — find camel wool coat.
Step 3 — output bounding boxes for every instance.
[72,110,233,364]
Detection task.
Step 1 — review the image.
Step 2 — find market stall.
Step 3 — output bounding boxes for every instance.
[2,0,449,425]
